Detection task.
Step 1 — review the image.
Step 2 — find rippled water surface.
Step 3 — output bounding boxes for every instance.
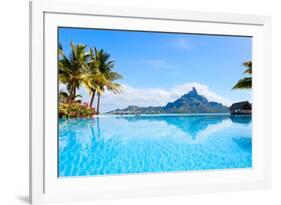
[59,114,252,177]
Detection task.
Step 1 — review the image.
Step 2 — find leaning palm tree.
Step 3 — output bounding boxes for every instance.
[58,42,90,101]
[232,61,252,89]
[96,78,122,114]
[82,48,108,108]
[83,72,106,108]
[92,48,122,114]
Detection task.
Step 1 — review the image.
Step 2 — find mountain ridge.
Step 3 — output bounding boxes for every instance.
[107,87,229,114]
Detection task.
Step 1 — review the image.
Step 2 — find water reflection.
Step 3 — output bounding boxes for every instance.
[120,115,250,140]
[59,115,252,143]
[59,115,252,176]
[230,115,252,125]
[60,118,110,145]
[59,118,121,176]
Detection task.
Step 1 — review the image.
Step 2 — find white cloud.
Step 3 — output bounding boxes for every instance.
[170,82,233,106]
[60,82,232,113]
[172,38,191,50]
[100,84,171,111]
[96,82,232,112]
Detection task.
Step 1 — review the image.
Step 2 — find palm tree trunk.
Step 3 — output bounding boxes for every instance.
[69,86,76,101]
[97,93,101,114]
[73,88,76,100]
[89,90,96,108]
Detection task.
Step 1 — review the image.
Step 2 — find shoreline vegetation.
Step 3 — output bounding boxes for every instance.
[58,41,252,118]
[58,42,122,118]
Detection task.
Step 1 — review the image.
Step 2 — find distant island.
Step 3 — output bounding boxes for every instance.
[107,87,229,115]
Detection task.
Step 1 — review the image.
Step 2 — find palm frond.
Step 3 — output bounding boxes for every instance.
[232,77,252,89]
[243,61,252,75]
[232,61,252,90]
[243,61,252,68]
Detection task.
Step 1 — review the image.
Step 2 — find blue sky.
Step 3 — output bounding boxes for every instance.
[59,27,252,112]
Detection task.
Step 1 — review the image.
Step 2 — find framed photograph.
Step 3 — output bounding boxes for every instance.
[30,1,272,204]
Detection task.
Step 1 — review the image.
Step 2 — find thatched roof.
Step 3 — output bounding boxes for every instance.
[230,101,251,110]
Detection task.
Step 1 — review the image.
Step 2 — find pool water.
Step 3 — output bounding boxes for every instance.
[58,114,252,177]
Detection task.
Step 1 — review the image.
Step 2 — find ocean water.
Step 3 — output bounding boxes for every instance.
[58,114,252,177]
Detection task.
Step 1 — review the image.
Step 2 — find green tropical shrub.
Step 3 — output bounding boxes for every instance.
[58,42,122,115]
[59,102,96,118]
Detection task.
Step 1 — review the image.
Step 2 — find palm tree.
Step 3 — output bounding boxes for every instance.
[83,72,105,108]
[58,42,64,56]
[59,90,82,103]
[58,42,90,101]
[82,48,108,108]
[232,61,252,89]
[92,48,122,114]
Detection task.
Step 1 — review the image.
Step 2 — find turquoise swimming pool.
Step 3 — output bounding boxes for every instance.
[58,114,252,177]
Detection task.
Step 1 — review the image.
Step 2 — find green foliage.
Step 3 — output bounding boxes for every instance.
[232,77,252,89]
[88,48,122,113]
[59,90,82,103]
[58,42,90,101]
[59,102,95,118]
[58,42,123,116]
[233,61,252,90]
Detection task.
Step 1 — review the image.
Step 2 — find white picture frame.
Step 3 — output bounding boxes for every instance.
[30,1,272,204]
